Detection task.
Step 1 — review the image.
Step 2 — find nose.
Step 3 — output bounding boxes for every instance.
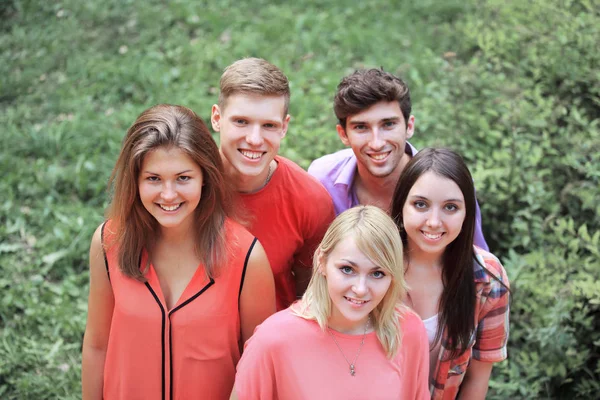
[161,181,177,201]
[352,276,368,297]
[426,208,442,228]
[368,127,385,151]
[246,124,264,147]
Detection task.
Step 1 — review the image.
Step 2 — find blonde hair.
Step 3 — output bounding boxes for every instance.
[106,104,234,281]
[218,57,290,115]
[293,206,409,358]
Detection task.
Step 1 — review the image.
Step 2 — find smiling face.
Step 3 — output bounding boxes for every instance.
[321,235,393,334]
[211,93,290,190]
[338,101,414,181]
[402,171,466,259]
[138,147,203,233]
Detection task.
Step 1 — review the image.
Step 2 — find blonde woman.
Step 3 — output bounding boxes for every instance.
[234,206,429,399]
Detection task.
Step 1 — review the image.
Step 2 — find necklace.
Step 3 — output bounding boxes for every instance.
[264,162,274,187]
[327,316,370,377]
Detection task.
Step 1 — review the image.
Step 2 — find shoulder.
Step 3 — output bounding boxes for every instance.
[398,307,427,339]
[276,156,333,201]
[308,148,355,174]
[473,246,510,289]
[251,308,311,344]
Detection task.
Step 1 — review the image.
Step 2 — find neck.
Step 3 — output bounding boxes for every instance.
[223,154,275,193]
[354,167,401,212]
[404,243,444,271]
[328,312,371,335]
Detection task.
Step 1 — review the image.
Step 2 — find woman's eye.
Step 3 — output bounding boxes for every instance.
[445,204,458,211]
[178,175,191,182]
[372,270,386,279]
[147,176,160,182]
[414,201,427,209]
[340,266,353,275]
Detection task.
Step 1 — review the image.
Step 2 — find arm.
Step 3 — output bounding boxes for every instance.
[457,359,494,400]
[234,319,278,400]
[239,241,276,345]
[81,225,114,400]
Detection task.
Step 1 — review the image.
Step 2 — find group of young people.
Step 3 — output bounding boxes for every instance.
[82,58,510,400]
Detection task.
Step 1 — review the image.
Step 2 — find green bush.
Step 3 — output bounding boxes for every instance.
[414,0,600,397]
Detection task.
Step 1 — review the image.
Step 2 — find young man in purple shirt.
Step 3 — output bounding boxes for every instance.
[308,69,489,250]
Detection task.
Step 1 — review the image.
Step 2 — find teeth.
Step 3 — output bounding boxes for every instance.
[159,204,181,211]
[240,150,263,159]
[345,297,367,304]
[422,232,443,240]
[370,152,389,160]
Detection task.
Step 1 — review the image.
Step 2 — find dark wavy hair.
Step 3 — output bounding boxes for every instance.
[391,148,478,358]
[334,68,411,129]
[106,104,234,281]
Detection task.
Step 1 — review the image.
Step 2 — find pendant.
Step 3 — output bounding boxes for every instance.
[350,364,355,376]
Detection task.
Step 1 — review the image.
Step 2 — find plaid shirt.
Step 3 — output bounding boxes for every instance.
[430,247,510,400]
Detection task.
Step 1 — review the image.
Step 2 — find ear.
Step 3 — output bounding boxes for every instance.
[210,104,221,132]
[336,124,351,146]
[316,250,327,276]
[405,115,415,139]
[280,114,291,139]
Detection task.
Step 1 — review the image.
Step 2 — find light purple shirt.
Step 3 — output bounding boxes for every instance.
[308,145,489,251]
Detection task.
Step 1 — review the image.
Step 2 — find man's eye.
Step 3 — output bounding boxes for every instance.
[235,119,247,125]
[383,121,396,128]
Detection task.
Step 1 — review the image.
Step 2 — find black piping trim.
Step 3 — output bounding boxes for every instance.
[145,283,166,400]
[238,237,258,309]
[100,221,110,282]
[167,278,214,400]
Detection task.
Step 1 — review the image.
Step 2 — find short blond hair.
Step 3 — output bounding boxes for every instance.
[293,206,409,358]
[218,57,290,115]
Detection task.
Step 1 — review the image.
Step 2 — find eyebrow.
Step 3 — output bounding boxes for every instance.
[409,195,464,203]
[142,169,194,175]
[348,116,401,125]
[340,258,382,271]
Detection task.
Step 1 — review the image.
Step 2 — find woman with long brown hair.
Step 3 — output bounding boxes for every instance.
[82,104,275,400]
[391,148,510,400]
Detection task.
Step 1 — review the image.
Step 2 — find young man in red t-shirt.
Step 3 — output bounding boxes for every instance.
[211,58,335,310]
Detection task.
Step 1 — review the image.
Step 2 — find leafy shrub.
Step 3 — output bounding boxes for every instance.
[414,0,600,397]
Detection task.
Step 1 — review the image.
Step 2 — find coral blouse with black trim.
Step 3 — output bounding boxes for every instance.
[101,219,256,400]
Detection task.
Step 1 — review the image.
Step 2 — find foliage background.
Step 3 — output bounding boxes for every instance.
[1,0,599,398]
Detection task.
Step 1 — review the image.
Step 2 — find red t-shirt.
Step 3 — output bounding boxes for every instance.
[239,156,335,310]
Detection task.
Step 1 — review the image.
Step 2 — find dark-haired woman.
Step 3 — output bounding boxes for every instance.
[391,148,510,400]
[81,104,275,400]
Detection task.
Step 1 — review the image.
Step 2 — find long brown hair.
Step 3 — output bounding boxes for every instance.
[106,104,233,281]
[391,148,477,358]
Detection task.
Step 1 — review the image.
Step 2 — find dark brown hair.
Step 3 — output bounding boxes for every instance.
[334,68,411,128]
[106,104,233,281]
